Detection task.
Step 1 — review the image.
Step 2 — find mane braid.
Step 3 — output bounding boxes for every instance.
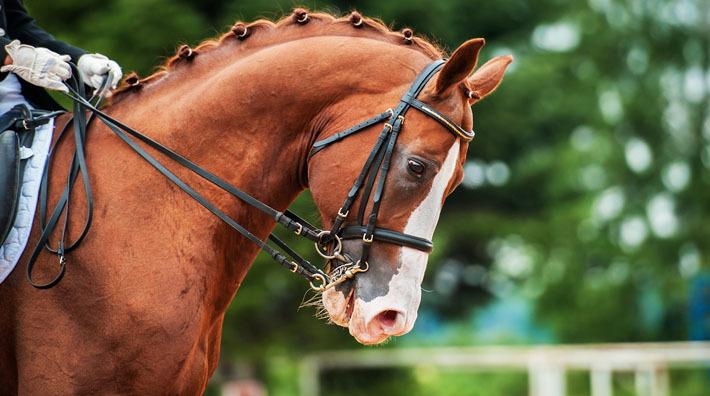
[111,9,443,100]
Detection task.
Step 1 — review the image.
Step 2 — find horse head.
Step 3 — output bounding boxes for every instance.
[308,38,512,344]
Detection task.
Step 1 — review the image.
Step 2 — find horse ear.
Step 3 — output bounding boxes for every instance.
[466,55,513,104]
[434,38,485,96]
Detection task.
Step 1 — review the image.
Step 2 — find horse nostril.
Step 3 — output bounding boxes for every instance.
[375,310,403,333]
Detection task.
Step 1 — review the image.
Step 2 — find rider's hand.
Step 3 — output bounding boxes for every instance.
[0,40,71,93]
[77,53,122,95]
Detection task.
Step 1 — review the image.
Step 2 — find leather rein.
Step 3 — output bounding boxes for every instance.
[26,59,474,292]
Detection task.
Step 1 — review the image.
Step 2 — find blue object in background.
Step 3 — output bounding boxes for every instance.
[689,273,710,341]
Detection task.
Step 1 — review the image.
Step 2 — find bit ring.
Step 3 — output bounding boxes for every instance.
[309,273,328,292]
[315,231,343,259]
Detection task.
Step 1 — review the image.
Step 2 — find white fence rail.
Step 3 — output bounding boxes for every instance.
[299,342,710,396]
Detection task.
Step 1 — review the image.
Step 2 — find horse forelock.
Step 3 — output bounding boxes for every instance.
[109,9,444,102]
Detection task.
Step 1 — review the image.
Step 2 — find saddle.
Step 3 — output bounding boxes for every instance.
[0,104,60,245]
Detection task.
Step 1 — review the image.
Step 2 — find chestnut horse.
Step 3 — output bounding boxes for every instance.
[0,10,511,394]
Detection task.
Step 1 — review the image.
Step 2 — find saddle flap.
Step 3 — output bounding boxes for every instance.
[0,129,21,243]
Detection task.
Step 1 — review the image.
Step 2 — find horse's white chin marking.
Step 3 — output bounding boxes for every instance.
[323,141,461,345]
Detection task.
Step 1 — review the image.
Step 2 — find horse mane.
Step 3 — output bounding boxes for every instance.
[110,8,443,101]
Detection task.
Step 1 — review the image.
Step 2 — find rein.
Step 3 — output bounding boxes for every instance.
[26,59,474,292]
[28,71,329,289]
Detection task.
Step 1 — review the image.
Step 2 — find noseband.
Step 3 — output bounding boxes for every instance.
[307,59,474,290]
[28,59,473,291]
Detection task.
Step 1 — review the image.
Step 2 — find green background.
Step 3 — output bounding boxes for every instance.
[23,0,709,394]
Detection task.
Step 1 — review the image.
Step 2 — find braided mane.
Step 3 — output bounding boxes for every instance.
[111,9,443,99]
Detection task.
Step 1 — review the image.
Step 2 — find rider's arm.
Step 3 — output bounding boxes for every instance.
[0,0,86,64]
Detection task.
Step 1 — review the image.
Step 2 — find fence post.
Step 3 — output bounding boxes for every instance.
[529,364,566,396]
[590,365,613,396]
[634,364,669,396]
[299,356,320,396]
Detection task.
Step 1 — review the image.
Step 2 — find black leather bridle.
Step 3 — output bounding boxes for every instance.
[27,59,474,292]
[307,59,474,289]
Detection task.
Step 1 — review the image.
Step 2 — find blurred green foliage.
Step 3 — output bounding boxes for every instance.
[23,0,709,394]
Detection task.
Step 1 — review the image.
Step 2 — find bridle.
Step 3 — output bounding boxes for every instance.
[307,59,474,290]
[26,59,474,292]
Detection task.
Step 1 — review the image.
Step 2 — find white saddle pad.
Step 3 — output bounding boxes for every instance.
[0,119,53,284]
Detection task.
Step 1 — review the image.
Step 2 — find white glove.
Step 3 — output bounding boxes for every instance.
[77,53,122,94]
[0,40,71,93]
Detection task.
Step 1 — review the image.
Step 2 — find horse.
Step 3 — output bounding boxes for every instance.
[0,9,511,394]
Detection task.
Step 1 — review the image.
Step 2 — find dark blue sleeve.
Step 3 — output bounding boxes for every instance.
[1,0,86,63]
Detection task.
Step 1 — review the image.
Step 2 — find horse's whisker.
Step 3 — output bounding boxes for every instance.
[298,290,336,323]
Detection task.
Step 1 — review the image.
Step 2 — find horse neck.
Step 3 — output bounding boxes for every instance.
[104,36,435,211]
[89,37,436,290]
[103,65,310,215]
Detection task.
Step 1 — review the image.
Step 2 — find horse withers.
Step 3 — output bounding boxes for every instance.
[0,10,511,394]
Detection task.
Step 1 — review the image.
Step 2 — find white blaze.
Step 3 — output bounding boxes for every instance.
[349,140,461,343]
[404,139,462,241]
[397,138,461,310]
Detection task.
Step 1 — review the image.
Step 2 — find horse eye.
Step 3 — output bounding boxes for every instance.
[407,159,426,176]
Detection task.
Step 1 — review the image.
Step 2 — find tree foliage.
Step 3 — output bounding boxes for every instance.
[23,0,709,393]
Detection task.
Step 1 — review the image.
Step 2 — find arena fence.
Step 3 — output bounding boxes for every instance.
[298,342,710,396]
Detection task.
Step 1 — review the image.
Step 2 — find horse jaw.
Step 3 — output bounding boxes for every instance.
[322,140,461,345]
